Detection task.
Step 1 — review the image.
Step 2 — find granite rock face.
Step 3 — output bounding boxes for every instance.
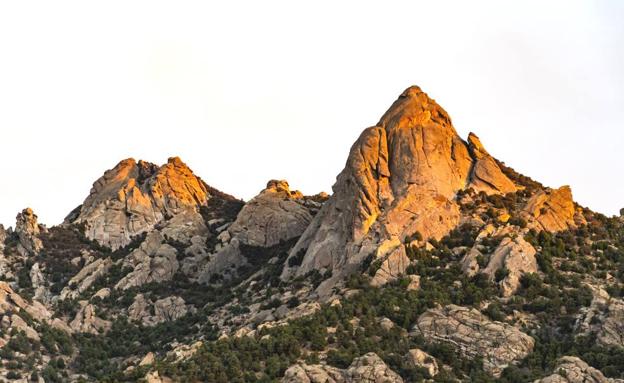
[404,348,439,377]
[576,286,624,348]
[467,133,517,195]
[524,186,578,232]
[0,224,6,253]
[534,356,621,383]
[15,207,43,255]
[282,86,517,291]
[70,301,112,334]
[60,257,113,300]
[0,281,52,323]
[68,157,211,249]
[227,180,314,248]
[115,231,179,290]
[282,352,403,383]
[412,304,534,377]
[197,180,319,283]
[128,294,194,326]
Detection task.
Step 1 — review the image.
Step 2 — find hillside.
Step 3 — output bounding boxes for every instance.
[1,87,623,383]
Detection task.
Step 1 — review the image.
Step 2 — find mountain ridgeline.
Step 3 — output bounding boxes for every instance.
[1,86,623,383]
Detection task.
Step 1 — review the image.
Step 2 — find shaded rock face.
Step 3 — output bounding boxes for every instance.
[128,294,194,326]
[68,157,211,249]
[576,287,624,348]
[197,180,319,283]
[412,304,534,377]
[227,180,314,248]
[70,301,111,334]
[535,356,618,383]
[524,186,577,232]
[0,224,6,253]
[462,226,537,296]
[404,348,439,377]
[484,235,537,297]
[15,207,43,255]
[60,257,112,300]
[282,86,517,288]
[0,281,52,323]
[115,231,178,290]
[282,352,403,383]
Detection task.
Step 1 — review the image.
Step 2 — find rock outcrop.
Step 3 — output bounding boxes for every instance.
[576,286,624,348]
[227,180,314,248]
[467,133,517,195]
[282,352,403,383]
[412,304,534,377]
[523,186,577,232]
[15,207,43,255]
[282,86,517,290]
[461,227,537,296]
[128,294,194,326]
[67,157,211,249]
[197,180,320,283]
[535,356,620,383]
[70,301,111,334]
[0,281,52,323]
[115,232,179,290]
[0,224,6,253]
[60,257,113,300]
[404,348,439,377]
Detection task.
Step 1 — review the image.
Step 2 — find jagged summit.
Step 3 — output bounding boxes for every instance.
[66,156,217,249]
[281,86,521,288]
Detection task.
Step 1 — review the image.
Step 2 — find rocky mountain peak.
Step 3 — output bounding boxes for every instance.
[264,179,304,199]
[68,156,211,249]
[282,86,519,289]
[15,207,43,255]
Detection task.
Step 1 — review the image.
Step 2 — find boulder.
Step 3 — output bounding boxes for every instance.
[404,348,439,377]
[0,281,52,322]
[60,257,113,300]
[412,304,534,377]
[523,186,577,232]
[370,240,410,287]
[227,180,313,248]
[128,294,194,326]
[70,301,111,334]
[282,352,403,383]
[0,224,6,253]
[15,207,43,255]
[534,356,620,383]
[461,225,537,296]
[482,235,537,297]
[576,286,624,348]
[282,86,517,294]
[10,313,40,341]
[30,262,50,302]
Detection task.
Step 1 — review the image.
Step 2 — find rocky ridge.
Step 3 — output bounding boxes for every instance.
[67,157,212,249]
[0,85,621,382]
[282,86,522,291]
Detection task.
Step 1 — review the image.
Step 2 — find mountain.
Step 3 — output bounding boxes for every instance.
[0,86,623,383]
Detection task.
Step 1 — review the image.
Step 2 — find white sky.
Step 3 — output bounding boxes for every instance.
[0,1,623,227]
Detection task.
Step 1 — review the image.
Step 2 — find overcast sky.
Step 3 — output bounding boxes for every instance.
[0,1,622,227]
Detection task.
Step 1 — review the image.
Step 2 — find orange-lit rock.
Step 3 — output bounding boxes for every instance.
[67,157,211,249]
[282,86,517,290]
[15,207,43,255]
[523,185,577,232]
